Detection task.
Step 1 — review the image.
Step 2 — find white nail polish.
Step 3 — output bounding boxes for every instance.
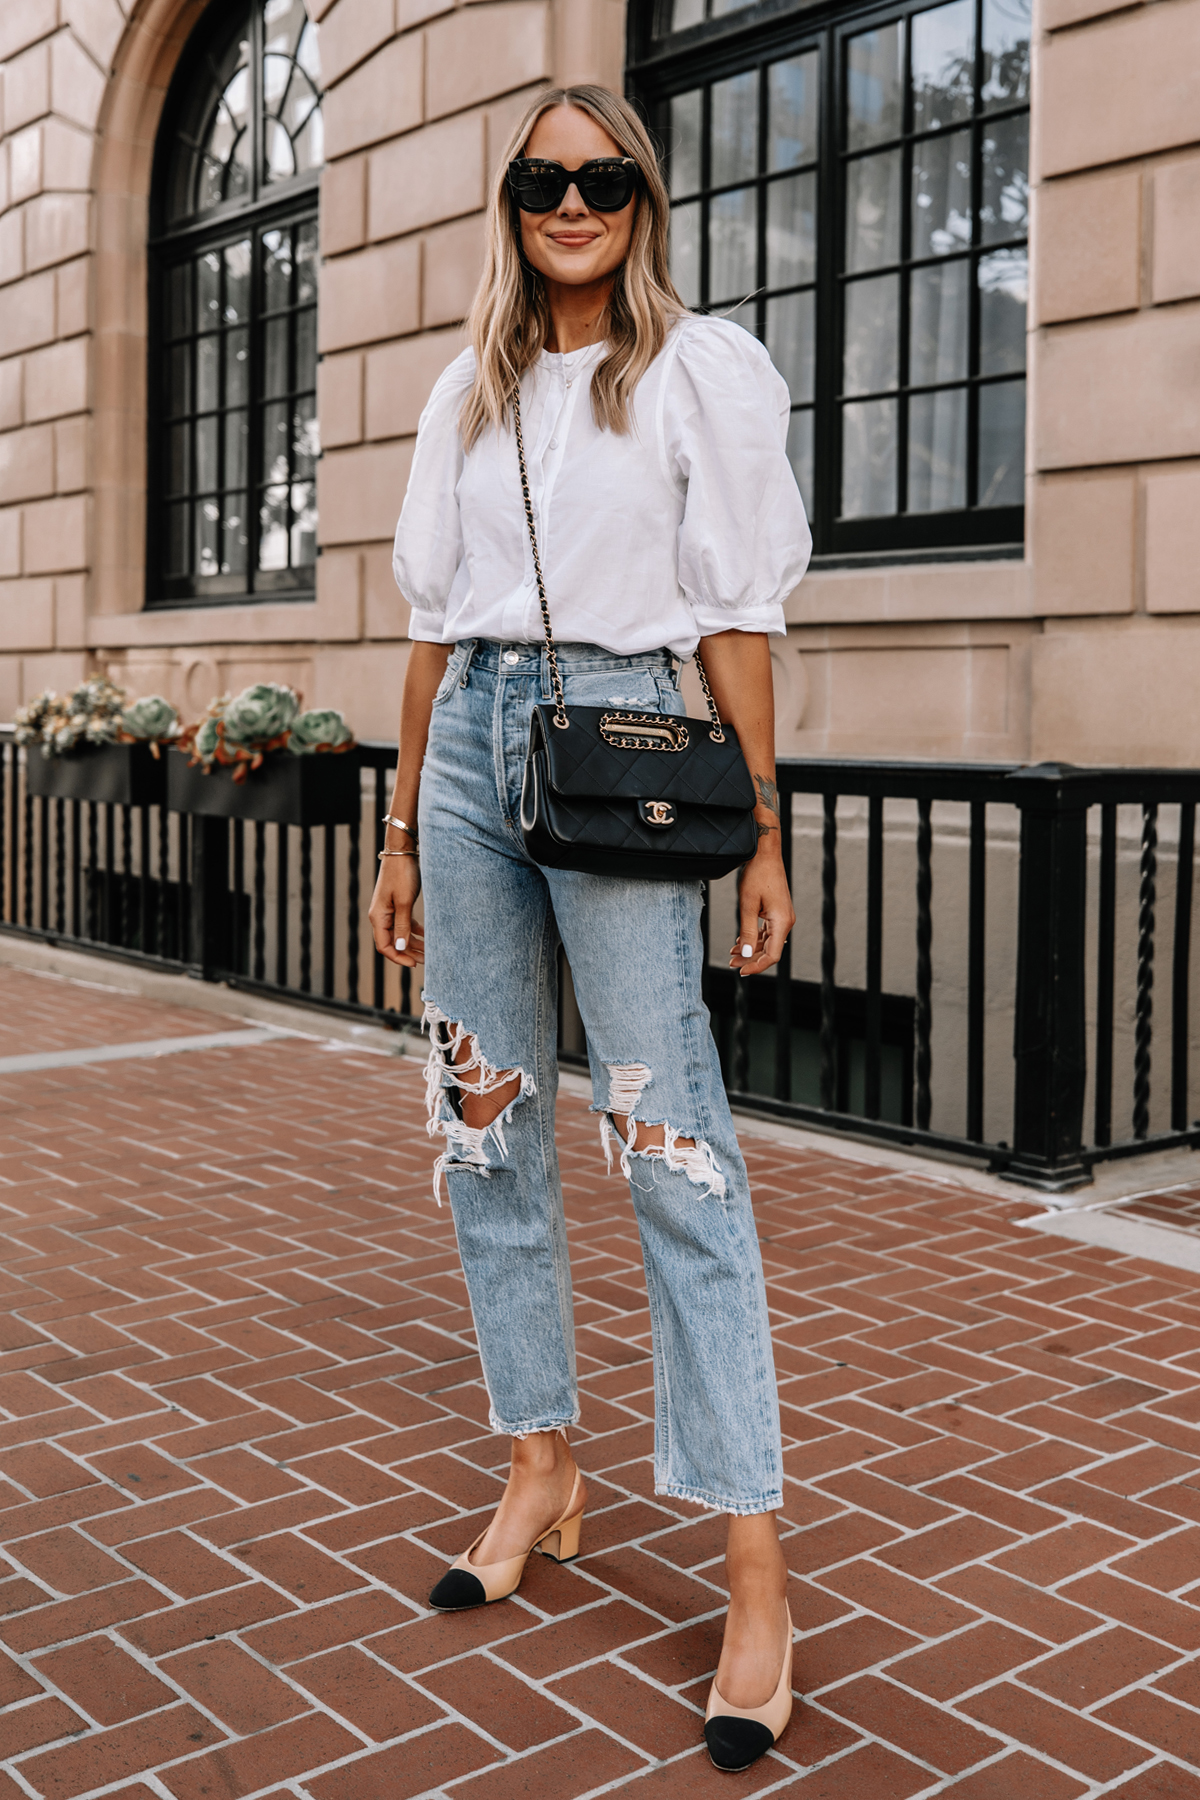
[741,944,753,958]
[395,936,406,951]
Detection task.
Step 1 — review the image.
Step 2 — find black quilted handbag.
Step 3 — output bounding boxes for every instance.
[513,393,758,881]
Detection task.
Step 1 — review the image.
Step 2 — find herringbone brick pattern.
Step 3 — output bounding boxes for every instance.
[0,966,1199,1797]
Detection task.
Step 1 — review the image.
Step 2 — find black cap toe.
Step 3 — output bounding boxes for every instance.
[704,1716,775,1772]
[428,1567,489,1611]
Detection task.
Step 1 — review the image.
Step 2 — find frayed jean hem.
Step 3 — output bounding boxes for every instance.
[489,1407,581,1439]
[657,1481,784,1517]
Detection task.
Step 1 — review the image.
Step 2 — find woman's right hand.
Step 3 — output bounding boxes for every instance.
[369,855,424,968]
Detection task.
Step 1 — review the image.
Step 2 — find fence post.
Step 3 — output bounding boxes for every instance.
[1006,763,1090,1191]
[190,815,229,978]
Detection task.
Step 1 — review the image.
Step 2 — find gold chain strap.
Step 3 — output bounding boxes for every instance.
[511,389,725,743]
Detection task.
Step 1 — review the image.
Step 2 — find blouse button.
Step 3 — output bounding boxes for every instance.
[549,438,558,449]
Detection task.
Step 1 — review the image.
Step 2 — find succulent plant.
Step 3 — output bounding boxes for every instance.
[121,695,180,744]
[287,708,355,755]
[15,678,128,757]
[222,683,300,750]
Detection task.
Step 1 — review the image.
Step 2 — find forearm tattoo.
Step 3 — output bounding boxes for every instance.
[754,775,781,824]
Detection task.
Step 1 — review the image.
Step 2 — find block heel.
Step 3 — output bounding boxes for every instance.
[428,1468,586,1611]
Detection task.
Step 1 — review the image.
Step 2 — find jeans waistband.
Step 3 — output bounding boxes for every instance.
[461,639,674,675]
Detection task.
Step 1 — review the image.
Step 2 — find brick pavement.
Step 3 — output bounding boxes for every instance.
[0,964,1198,1797]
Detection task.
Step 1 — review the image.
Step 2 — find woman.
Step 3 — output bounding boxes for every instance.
[369,84,811,1772]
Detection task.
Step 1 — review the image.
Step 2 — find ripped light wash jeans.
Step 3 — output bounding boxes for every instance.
[418,638,783,1516]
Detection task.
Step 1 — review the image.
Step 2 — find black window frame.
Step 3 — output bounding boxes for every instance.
[627,0,1027,565]
[146,0,321,610]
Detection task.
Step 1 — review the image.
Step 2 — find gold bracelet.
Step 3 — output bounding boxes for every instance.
[378,848,419,859]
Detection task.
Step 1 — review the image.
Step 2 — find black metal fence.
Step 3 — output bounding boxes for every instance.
[3,726,1199,1193]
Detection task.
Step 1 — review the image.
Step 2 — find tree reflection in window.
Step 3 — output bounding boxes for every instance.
[150,1,321,606]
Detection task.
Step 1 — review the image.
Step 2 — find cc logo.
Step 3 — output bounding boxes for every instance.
[639,799,676,828]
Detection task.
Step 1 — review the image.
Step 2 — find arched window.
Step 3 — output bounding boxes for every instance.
[148,0,322,606]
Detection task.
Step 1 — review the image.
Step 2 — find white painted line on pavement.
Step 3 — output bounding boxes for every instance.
[0,1027,294,1075]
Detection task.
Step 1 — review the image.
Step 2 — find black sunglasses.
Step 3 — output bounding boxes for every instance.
[507,157,640,214]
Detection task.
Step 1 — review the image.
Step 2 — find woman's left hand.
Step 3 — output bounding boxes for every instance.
[729,846,795,976]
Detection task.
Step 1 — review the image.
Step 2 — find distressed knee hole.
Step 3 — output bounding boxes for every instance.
[595,1062,726,1200]
[422,1003,535,1203]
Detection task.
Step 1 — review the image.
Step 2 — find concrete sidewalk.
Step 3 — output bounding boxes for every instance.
[0,961,1198,1798]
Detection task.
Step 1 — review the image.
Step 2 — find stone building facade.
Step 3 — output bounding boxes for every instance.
[0,0,1197,765]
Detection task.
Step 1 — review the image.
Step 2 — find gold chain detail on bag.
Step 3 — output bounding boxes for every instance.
[599,712,690,752]
[511,389,726,744]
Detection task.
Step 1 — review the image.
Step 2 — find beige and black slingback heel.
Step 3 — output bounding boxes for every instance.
[427,1467,586,1611]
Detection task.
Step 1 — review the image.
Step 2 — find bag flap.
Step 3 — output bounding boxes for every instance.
[531,704,756,810]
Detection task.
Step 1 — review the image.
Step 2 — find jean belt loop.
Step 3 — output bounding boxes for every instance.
[457,639,478,688]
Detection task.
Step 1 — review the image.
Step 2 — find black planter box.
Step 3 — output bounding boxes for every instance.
[24,740,167,806]
[166,748,362,827]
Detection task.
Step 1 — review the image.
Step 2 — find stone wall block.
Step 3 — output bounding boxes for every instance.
[323,36,423,159]
[54,573,86,646]
[0,272,57,356]
[41,118,93,192]
[318,237,420,352]
[55,257,88,337]
[5,44,51,134]
[1035,303,1200,467]
[0,363,21,432]
[1039,0,1200,178]
[421,212,485,327]
[1033,168,1140,325]
[25,337,88,422]
[0,511,20,579]
[0,577,55,651]
[486,86,544,178]
[368,112,486,241]
[317,350,364,446]
[0,425,54,505]
[363,540,406,637]
[1145,464,1200,612]
[1152,157,1200,304]
[317,439,414,544]
[9,127,44,205]
[397,0,454,27]
[1040,0,1129,34]
[63,0,129,69]
[0,211,23,286]
[314,545,364,637]
[320,157,367,256]
[23,495,87,574]
[317,0,396,86]
[24,193,91,272]
[54,416,87,492]
[365,325,467,439]
[1030,470,1136,616]
[0,0,58,65]
[552,0,624,87]
[1032,623,1200,764]
[426,3,551,119]
[50,31,109,133]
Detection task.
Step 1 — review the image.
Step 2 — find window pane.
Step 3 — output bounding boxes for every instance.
[197,336,220,412]
[842,397,897,516]
[290,480,317,565]
[168,423,190,496]
[978,379,1025,505]
[666,0,705,28]
[194,35,252,216]
[846,150,900,271]
[259,485,290,569]
[909,387,967,511]
[910,259,970,385]
[711,71,758,187]
[167,503,189,575]
[227,328,250,405]
[712,0,754,15]
[263,399,289,482]
[224,239,251,322]
[263,228,293,311]
[766,172,815,287]
[979,249,1027,373]
[198,251,222,328]
[786,409,814,508]
[671,200,701,306]
[225,409,249,490]
[911,0,975,131]
[166,345,191,417]
[670,89,703,196]
[843,274,898,395]
[195,415,219,492]
[767,291,815,402]
[768,52,819,172]
[264,318,290,398]
[912,129,972,257]
[983,0,1031,107]
[293,396,319,478]
[709,186,756,302]
[222,501,249,575]
[982,114,1029,243]
[196,498,220,576]
[296,218,318,303]
[263,2,323,186]
[847,24,903,151]
[296,308,316,387]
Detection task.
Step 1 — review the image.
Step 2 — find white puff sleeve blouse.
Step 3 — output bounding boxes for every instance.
[393,314,811,659]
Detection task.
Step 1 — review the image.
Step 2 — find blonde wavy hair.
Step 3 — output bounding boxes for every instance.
[460,85,684,449]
